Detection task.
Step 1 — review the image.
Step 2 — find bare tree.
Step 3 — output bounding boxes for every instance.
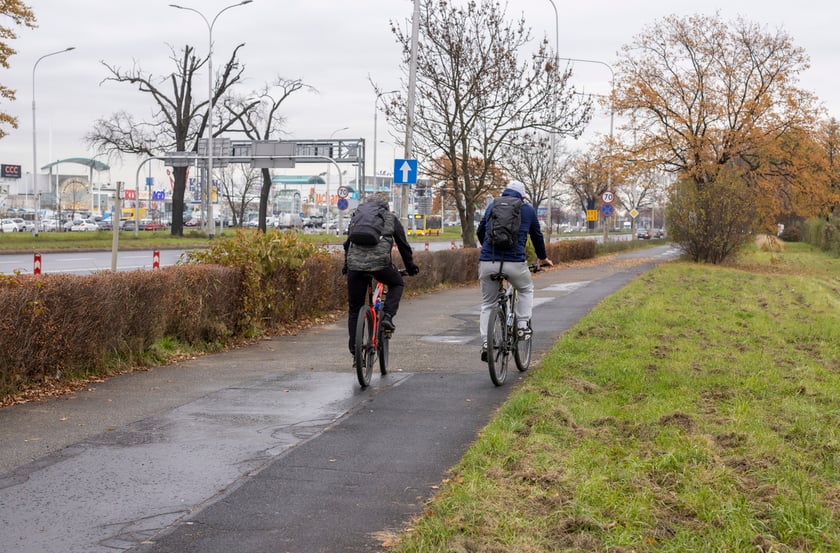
[216,163,261,227]
[226,77,315,232]
[386,0,591,247]
[87,44,252,236]
[498,131,570,214]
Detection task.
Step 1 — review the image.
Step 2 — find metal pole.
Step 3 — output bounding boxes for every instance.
[372,90,398,197]
[401,0,420,230]
[326,127,348,233]
[32,47,74,235]
[545,0,558,243]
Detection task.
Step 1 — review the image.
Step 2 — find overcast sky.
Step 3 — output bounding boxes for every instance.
[1,0,837,186]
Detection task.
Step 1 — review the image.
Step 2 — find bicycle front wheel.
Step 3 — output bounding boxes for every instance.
[487,305,508,386]
[354,308,375,387]
[513,316,532,371]
[378,326,390,375]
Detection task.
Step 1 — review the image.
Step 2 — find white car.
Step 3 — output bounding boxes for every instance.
[39,219,59,232]
[70,220,100,232]
[11,218,34,232]
[0,218,22,232]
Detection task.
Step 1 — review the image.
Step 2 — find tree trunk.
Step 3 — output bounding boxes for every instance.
[170,166,188,236]
[258,167,272,233]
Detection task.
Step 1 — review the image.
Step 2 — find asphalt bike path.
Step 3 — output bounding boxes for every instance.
[0,244,679,553]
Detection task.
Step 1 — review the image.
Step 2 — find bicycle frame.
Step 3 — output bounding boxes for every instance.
[366,279,386,349]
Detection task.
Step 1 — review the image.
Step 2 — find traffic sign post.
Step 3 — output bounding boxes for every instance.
[393,159,418,185]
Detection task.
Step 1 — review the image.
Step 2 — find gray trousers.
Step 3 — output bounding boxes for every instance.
[478,260,533,342]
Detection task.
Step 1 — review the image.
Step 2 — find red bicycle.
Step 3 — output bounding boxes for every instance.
[354,270,408,388]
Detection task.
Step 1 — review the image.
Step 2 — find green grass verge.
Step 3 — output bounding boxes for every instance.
[389,242,840,552]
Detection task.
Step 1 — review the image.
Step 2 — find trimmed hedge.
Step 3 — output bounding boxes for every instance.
[0,238,596,400]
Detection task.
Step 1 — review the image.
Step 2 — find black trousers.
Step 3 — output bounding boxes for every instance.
[346,264,405,354]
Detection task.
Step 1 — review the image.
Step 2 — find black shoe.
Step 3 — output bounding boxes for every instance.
[380,313,395,332]
[480,342,488,362]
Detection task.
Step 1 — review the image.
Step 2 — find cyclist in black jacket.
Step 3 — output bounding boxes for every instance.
[343,193,419,357]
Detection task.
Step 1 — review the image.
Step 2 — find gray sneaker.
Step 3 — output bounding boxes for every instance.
[517,324,532,340]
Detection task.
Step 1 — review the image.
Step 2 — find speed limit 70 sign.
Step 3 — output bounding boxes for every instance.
[601,190,615,204]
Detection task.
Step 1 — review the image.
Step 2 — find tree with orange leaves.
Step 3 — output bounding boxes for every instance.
[0,1,36,140]
[612,13,831,262]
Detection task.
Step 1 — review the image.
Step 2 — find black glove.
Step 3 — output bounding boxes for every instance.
[341,264,348,275]
[406,263,420,276]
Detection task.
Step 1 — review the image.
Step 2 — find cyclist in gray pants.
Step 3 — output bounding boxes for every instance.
[475,180,553,360]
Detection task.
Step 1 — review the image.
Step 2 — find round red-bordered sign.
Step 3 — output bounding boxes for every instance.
[337,186,350,199]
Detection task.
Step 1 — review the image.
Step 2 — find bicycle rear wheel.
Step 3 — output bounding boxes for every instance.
[513,316,532,371]
[378,327,390,375]
[487,306,508,386]
[354,308,375,387]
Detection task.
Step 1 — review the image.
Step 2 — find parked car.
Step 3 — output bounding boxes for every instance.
[636,228,651,240]
[652,228,665,239]
[11,218,35,232]
[39,219,59,232]
[140,218,166,231]
[0,218,22,232]
[70,220,100,232]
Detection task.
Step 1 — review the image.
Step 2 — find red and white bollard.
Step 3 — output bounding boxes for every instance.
[450,241,457,250]
[424,242,430,251]
[152,250,160,269]
[33,253,42,275]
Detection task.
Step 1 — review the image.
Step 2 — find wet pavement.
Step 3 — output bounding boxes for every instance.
[0,245,680,553]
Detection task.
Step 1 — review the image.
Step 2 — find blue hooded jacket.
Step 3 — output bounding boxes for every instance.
[476,188,548,262]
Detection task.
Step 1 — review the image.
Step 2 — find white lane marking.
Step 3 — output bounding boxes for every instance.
[542,281,591,293]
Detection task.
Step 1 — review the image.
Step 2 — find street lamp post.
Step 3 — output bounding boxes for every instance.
[32,47,75,235]
[325,126,349,233]
[546,0,559,242]
[169,0,253,239]
[372,89,398,196]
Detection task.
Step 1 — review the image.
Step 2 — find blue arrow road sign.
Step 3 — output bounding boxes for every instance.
[393,159,418,185]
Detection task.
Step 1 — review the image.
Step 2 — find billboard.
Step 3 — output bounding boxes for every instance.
[1,164,22,179]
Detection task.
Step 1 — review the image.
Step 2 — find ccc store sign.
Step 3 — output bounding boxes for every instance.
[1,164,21,179]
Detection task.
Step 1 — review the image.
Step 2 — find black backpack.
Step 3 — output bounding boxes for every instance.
[486,196,522,250]
[348,202,388,246]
